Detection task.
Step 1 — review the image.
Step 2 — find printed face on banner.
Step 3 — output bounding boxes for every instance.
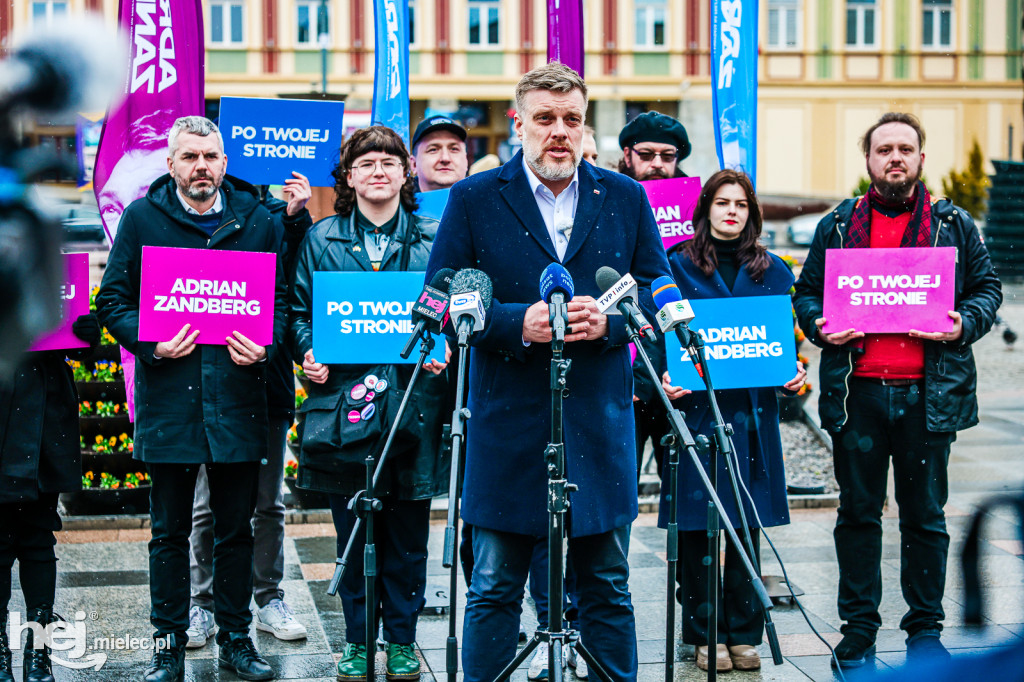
[29,253,90,352]
[664,295,797,391]
[822,247,956,334]
[138,247,277,346]
[516,89,585,182]
[640,176,703,251]
[312,271,427,364]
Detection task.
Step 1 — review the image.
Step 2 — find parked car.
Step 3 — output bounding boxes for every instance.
[51,203,106,243]
[786,211,827,246]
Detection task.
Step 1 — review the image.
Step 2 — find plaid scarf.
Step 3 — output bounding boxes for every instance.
[847,181,932,249]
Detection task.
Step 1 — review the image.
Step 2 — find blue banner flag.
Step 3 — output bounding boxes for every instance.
[371,0,411,144]
[220,97,345,187]
[312,271,429,364]
[711,0,758,187]
[414,188,451,222]
[664,295,795,391]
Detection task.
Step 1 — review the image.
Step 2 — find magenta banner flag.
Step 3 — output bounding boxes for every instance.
[138,247,278,347]
[93,0,206,246]
[822,247,957,334]
[547,0,584,76]
[29,254,90,352]
[640,177,703,251]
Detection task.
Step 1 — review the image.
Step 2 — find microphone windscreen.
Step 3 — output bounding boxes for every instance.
[539,263,574,303]
[595,266,621,292]
[430,268,456,293]
[449,268,494,310]
[652,276,683,309]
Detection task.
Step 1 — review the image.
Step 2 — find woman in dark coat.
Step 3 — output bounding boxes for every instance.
[660,170,805,673]
[289,126,448,682]
[0,315,100,682]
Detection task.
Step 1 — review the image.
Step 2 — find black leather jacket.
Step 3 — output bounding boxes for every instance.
[793,197,1002,433]
[288,208,448,498]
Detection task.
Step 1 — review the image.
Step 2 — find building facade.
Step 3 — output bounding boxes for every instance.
[3,0,1022,199]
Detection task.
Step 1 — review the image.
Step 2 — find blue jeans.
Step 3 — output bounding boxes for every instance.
[461,524,637,682]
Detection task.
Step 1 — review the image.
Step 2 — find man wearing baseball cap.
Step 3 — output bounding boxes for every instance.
[410,115,470,192]
[617,111,691,181]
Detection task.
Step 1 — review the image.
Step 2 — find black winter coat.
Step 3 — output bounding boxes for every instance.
[289,208,449,499]
[793,197,1002,433]
[0,352,81,504]
[95,175,288,464]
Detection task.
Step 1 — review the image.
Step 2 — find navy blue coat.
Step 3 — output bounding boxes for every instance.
[425,153,670,538]
[658,249,793,532]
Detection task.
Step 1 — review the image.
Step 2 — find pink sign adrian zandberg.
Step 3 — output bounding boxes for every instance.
[822,247,957,334]
[640,176,703,251]
[30,253,90,351]
[139,246,277,347]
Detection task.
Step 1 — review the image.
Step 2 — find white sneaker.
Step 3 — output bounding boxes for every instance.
[185,606,215,649]
[567,643,589,679]
[254,599,308,641]
[527,642,566,680]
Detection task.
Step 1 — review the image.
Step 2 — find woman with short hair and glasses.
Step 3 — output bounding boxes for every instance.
[288,125,449,681]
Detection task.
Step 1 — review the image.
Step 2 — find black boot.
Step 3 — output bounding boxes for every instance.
[0,610,13,682]
[217,631,274,681]
[143,635,186,682]
[23,606,54,682]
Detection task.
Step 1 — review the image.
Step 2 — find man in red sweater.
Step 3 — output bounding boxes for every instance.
[792,113,1002,669]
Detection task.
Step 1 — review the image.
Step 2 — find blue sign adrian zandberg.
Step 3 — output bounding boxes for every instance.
[664,295,795,391]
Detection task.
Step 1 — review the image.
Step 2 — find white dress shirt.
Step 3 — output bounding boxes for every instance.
[522,156,579,261]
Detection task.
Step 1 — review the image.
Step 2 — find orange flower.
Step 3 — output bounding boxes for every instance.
[94,435,103,444]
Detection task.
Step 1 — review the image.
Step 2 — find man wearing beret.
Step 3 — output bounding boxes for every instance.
[617,110,691,181]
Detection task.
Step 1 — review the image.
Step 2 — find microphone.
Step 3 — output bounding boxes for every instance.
[539,263,574,342]
[400,268,455,359]
[448,269,493,345]
[0,15,125,115]
[651,276,703,375]
[595,266,656,341]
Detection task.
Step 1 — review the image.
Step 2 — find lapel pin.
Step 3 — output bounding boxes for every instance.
[593,189,600,195]
[353,245,362,252]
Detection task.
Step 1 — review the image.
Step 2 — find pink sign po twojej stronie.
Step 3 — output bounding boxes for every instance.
[29,253,90,352]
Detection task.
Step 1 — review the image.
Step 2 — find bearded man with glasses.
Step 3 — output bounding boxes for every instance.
[288,125,450,681]
[616,110,691,181]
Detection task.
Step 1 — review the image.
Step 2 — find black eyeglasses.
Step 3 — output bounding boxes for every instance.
[631,149,678,163]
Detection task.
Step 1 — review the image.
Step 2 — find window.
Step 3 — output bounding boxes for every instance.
[845,0,877,48]
[210,1,245,46]
[468,0,500,47]
[635,0,666,49]
[923,0,953,49]
[31,1,67,26]
[409,0,417,45]
[768,0,800,49]
[297,0,330,47]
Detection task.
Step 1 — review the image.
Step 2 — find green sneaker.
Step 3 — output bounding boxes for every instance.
[336,642,367,681]
[385,643,421,680]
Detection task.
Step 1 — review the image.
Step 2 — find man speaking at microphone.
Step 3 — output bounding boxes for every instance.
[425,62,670,682]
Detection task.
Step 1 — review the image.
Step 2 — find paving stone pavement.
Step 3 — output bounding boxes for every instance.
[8,287,1024,681]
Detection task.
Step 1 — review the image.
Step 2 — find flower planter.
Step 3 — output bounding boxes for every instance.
[81,451,138,475]
[76,381,127,404]
[60,486,150,516]
[284,476,330,510]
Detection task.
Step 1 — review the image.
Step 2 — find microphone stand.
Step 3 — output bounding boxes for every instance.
[626,324,775,682]
[326,329,436,682]
[491,304,612,682]
[682,328,785,670]
[441,324,473,682]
